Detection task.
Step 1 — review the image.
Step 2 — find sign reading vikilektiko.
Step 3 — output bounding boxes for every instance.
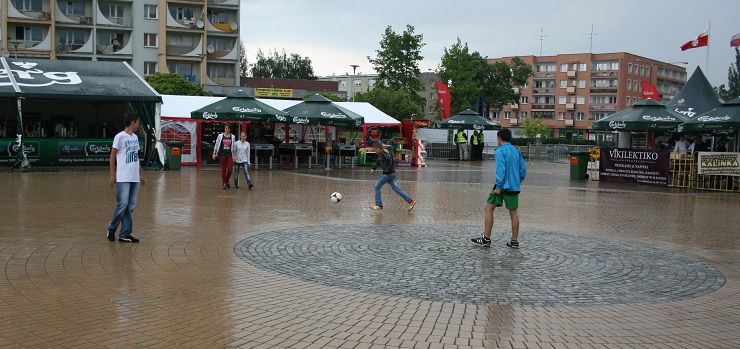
[697,152,740,176]
[599,148,670,185]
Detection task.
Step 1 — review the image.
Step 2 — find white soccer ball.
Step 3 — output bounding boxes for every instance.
[331,192,342,203]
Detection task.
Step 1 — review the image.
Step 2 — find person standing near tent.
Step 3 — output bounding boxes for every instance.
[455,129,468,160]
[212,124,236,190]
[107,112,146,243]
[471,128,526,248]
[233,131,253,189]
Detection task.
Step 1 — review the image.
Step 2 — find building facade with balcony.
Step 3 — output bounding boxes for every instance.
[488,53,687,141]
[1,0,240,93]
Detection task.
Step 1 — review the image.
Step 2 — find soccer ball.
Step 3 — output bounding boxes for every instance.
[331,192,342,203]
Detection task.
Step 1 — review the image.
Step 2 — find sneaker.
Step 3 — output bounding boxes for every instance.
[408,199,417,212]
[370,205,384,210]
[248,184,253,189]
[226,183,231,189]
[234,185,239,189]
[506,240,519,249]
[222,184,228,190]
[106,231,115,242]
[119,236,139,243]
[470,235,491,247]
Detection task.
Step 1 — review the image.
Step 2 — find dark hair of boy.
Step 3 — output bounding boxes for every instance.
[123,112,140,127]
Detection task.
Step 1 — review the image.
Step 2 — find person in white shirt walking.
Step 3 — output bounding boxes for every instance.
[674,135,690,155]
[233,132,253,189]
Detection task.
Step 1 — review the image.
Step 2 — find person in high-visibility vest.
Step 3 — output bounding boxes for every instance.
[477,131,485,160]
[455,129,468,160]
[471,130,480,160]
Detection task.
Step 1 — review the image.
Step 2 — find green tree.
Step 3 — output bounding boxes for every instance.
[239,40,249,77]
[353,87,422,120]
[304,92,343,102]
[481,56,533,116]
[369,24,426,108]
[251,48,316,80]
[145,73,211,96]
[515,117,550,141]
[716,47,740,101]
[436,38,488,115]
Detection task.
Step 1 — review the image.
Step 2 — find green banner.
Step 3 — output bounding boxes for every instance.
[0,139,143,165]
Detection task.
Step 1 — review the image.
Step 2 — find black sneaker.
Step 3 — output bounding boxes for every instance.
[119,236,139,243]
[506,240,519,249]
[234,185,239,188]
[226,183,231,189]
[470,235,491,247]
[222,184,228,190]
[107,231,115,241]
[248,184,253,189]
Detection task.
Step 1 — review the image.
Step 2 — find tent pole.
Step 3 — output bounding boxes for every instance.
[0,57,30,171]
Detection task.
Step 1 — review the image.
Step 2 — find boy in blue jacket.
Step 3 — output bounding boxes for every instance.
[471,128,527,248]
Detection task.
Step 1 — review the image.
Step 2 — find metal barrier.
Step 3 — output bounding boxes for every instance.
[424,142,498,160]
[525,144,592,162]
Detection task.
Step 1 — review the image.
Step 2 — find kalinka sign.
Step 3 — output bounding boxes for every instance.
[599,148,670,186]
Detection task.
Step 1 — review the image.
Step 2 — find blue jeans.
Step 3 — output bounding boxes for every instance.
[234,162,252,187]
[108,182,140,238]
[374,173,412,206]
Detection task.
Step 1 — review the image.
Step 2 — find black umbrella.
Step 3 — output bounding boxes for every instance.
[435,109,501,130]
[190,90,288,122]
[592,99,690,132]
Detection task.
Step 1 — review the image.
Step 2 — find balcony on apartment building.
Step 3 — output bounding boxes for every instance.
[5,0,52,22]
[564,119,575,127]
[207,0,239,7]
[588,104,617,111]
[205,40,238,61]
[167,5,205,31]
[509,119,520,126]
[532,104,555,110]
[566,70,576,78]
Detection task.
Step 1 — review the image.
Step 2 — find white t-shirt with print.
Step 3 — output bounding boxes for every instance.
[113,131,140,183]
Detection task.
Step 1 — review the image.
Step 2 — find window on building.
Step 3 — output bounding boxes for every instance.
[429,93,435,101]
[578,63,587,71]
[144,33,158,47]
[558,96,567,105]
[627,79,632,90]
[560,80,567,88]
[168,35,194,46]
[576,96,585,104]
[576,112,584,120]
[209,38,230,51]
[16,26,43,42]
[640,65,645,76]
[353,79,361,87]
[521,112,528,118]
[591,79,618,87]
[15,0,42,11]
[491,111,500,119]
[634,81,639,91]
[504,112,510,119]
[64,1,85,16]
[208,65,232,79]
[578,80,586,88]
[560,64,568,72]
[144,4,158,19]
[628,63,633,74]
[144,62,157,75]
[429,106,435,114]
[646,67,651,78]
[558,112,565,120]
[339,81,347,88]
[100,3,124,20]
[57,30,84,45]
[169,6,194,21]
[520,96,528,104]
[638,82,642,92]
[627,96,631,106]
[172,63,193,76]
[208,11,229,23]
[98,32,122,46]
[368,80,376,87]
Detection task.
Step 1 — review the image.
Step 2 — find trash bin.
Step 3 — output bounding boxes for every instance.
[569,151,590,179]
[167,141,183,171]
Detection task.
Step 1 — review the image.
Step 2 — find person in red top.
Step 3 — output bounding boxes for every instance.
[212,124,236,190]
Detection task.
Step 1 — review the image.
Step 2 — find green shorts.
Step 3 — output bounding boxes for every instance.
[487,190,519,210]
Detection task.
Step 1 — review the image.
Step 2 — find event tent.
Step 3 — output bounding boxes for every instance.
[665,67,723,118]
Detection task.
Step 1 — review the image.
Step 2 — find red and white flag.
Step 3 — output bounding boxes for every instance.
[681,31,709,51]
[731,33,740,47]
[640,81,660,101]
[435,81,451,120]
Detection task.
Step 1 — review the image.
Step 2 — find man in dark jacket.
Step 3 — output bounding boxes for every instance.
[370,142,416,212]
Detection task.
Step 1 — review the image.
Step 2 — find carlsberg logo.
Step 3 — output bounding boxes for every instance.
[697,115,731,122]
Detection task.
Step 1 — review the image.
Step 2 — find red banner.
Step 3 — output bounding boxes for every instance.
[681,32,709,51]
[731,33,740,47]
[640,81,660,101]
[435,81,451,120]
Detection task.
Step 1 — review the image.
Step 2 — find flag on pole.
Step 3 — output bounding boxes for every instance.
[731,33,740,47]
[435,81,451,120]
[680,31,709,51]
[640,81,660,101]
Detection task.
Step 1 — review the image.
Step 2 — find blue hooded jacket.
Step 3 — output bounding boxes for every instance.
[494,142,527,192]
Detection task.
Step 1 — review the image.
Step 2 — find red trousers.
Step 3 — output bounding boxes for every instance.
[218,156,233,185]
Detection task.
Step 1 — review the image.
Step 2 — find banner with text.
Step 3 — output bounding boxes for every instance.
[697,152,740,176]
[599,147,670,185]
[254,88,293,98]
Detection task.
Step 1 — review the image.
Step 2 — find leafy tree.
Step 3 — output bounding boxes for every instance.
[145,73,211,96]
[369,24,426,108]
[436,38,488,115]
[353,87,422,120]
[251,48,316,80]
[239,40,249,77]
[481,56,533,116]
[304,92,343,102]
[516,117,550,141]
[716,47,740,101]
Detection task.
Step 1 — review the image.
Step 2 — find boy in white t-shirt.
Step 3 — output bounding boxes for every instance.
[107,112,146,243]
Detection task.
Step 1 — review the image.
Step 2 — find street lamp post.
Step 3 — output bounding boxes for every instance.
[349,64,359,101]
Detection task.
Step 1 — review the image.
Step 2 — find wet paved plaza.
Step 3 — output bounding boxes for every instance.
[1,160,739,348]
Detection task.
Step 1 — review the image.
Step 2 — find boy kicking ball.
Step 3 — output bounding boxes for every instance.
[369,142,416,212]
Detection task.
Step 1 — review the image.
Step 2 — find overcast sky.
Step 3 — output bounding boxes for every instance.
[240,0,740,87]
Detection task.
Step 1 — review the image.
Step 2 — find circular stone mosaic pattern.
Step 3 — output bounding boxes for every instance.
[234,224,725,306]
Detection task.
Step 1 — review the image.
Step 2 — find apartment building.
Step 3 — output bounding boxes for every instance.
[1,0,240,93]
[488,53,687,140]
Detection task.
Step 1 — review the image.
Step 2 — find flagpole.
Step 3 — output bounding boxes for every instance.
[706,21,710,76]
